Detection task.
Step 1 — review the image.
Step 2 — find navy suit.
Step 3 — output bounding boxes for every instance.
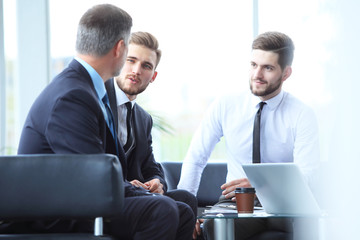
[106,78,166,189]
[19,60,121,160]
[106,78,197,217]
[14,60,195,240]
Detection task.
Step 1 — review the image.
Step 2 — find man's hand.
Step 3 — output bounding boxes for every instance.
[130,179,149,190]
[192,219,203,239]
[144,178,164,194]
[220,178,251,200]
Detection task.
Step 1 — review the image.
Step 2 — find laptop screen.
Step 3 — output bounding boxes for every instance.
[242,163,321,216]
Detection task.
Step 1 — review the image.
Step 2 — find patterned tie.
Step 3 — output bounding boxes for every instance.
[123,102,133,152]
[252,102,266,163]
[102,94,118,155]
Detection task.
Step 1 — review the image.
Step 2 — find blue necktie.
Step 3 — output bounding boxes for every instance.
[253,102,266,163]
[102,94,118,155]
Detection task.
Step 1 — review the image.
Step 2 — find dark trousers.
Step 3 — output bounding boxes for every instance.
[166,189,198,221]
[107,194,195,240]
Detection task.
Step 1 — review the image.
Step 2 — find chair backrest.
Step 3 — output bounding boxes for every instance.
[0,154,124,220]
[161,161,227,207]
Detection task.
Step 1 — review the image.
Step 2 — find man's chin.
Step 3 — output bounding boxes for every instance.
[123,86,144,96]
[251,88,266,97]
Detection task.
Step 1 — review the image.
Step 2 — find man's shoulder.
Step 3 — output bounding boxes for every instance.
[52,61,91,88]
[42,68,98,113]
[282,91,312,110]
[133,103,151,119]
[281,91,317,120]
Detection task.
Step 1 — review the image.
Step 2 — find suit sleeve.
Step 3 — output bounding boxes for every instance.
[46,88,152,198]
[46,89,105,154]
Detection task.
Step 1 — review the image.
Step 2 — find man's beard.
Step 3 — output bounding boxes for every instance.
[250,76,282,97]
[118,76,149,97]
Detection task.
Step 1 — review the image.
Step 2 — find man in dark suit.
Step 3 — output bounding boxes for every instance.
[15,4,194,240]
[105,32,197,221]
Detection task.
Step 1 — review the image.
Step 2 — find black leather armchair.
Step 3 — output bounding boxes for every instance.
[0,154,124,240]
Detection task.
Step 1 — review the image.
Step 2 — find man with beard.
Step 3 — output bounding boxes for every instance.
[105,31,197,236]
[178,31,320,239]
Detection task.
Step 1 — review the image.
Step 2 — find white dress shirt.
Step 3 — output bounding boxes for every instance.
[177,90,320,195]
[113,80,134,146]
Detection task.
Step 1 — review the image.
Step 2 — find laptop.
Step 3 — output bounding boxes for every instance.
[242,163,321,216]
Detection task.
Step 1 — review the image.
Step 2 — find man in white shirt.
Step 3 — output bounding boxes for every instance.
[178,31,320,239]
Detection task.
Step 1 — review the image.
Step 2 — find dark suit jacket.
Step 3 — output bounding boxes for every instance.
[18,59,147,197]
[105,78,168,192]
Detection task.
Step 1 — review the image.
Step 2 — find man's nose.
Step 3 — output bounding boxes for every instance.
[253,67,263,79]
[132,63,141,74]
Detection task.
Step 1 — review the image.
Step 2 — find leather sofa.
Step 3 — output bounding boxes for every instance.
[161,161,292,240]
[0,154,124,240]
[161,162,227,210]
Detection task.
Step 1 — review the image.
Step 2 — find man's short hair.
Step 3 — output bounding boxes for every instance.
[130,32,162,68]
[76,4,132,57]
[252,31,295,70]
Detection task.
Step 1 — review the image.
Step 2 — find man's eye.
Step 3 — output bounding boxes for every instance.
[127,59,135,63]
[144,64,153,70]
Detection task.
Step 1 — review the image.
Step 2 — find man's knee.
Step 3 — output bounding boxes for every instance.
[176,201,196,225]
[166,189,198,216]
[152,196,180,221]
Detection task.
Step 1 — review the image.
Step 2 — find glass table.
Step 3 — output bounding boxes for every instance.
[198,208,323,240]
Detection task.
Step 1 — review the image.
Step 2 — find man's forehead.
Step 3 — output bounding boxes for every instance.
[251,49,279,65]
[128,44,157,64]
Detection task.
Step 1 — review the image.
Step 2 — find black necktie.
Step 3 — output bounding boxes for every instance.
[252,102,266,163]
[123,102,133,152]
[102,94,118,155]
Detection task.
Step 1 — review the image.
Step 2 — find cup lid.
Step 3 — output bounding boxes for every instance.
[235,187,256,193]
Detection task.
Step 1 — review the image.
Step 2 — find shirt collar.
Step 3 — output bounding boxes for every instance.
[265,90,284,110]
[251,90,284,110]
[113,79,135,108]
[75,57,106,101]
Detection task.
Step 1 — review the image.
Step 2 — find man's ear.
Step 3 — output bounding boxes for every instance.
[282,66,292,82]
[150,71,158,83]
[114,40,126,58]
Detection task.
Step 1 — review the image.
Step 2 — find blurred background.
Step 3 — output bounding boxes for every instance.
[1,0,360,239]
[1,0,333,161]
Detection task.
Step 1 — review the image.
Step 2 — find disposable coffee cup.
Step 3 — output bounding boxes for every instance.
[235,187,256,215]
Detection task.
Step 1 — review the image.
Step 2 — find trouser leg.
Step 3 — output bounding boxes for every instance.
[107,195,179,240]
[175,201,196,240]
[166,189,198,219]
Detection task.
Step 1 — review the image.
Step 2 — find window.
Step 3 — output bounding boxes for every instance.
[1,0,17,154]
[0,0,347,166]
[48,0,254,162]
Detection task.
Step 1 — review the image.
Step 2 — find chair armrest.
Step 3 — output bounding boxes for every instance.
[0,154,124,221]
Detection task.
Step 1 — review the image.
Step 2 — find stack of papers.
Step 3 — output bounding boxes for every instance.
[203,204,238,214]
[202,205,268,217]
